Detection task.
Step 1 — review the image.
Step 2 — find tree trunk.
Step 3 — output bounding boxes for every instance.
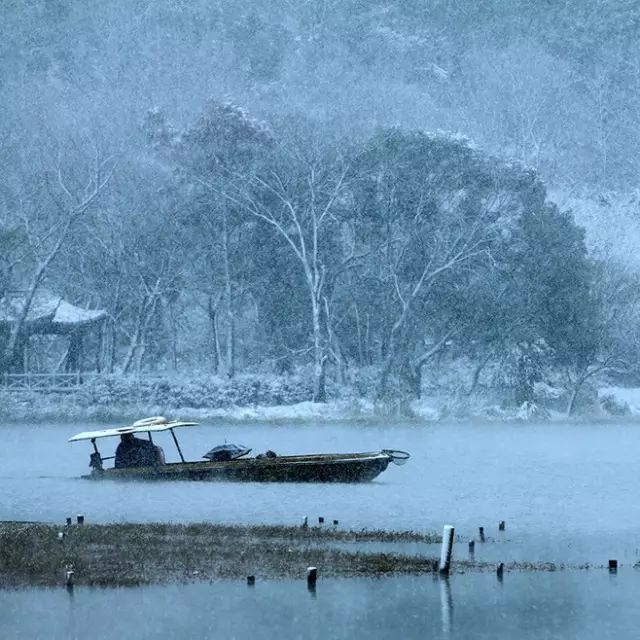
[378,329,403,399]
[315,354,328,403]
[566,384,581,417]
[222,212,235,379]
[22,337,29,374]
[122,291,160,374]
[401,360,422,399]
[207,295,220,375]
[325,297,346,385]
[169,302,178,372]
[364,313,371,365]
[378,353,394,400]
[354,304,364,367]
[467,350,494,396]
[413,363,423,399]
[65,331,83,373]
[566,371,589,417]
[122,299,147,374]
[135,295,160,373]
[108,319,117,374]
[311,297,325,402]
[95,321,105,373]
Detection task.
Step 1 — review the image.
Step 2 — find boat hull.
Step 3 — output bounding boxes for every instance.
[86,452,392,483]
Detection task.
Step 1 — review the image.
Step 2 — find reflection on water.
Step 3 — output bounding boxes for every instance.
[2,420,640,565]
[440,577,453,635]
[1,572,638,640]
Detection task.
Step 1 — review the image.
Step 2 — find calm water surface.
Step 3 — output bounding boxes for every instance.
[2,572,639,640]
[2,420,640,638]
[2,420,640,564]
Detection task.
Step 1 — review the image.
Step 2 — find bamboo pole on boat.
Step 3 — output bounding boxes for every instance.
[169,428,186,462]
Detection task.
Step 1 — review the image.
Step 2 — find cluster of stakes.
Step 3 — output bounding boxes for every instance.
[58,514,85,589]
[246,567,318,591]
[56,514,622,588]
[439,521,508,578]
[246,515,337,589]
[58,514,85,540]
[443,521,620,578]
[300,515,339,528]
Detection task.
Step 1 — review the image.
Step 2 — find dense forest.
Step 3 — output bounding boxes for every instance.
[2,1,640,415]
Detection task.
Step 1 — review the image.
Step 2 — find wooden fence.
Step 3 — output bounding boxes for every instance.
[1,372,101,393]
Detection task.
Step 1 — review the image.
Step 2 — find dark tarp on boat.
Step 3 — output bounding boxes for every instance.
[203,443,251,461]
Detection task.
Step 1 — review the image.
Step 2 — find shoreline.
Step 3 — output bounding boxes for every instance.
[0,373,638,424]
[2,393,640,426]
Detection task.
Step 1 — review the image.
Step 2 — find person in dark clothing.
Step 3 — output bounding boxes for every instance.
[114,433,165,468]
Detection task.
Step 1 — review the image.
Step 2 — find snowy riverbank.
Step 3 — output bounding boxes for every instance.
[0,375,639,424]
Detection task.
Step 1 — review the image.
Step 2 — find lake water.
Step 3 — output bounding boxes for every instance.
[2,572,639,640]
[1,420,639,564]
[3,419,640,638]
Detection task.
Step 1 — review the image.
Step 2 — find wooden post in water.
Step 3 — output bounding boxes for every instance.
[65,565,74,589]
[76,514,84,525]
[301,516,308,529]
[479,526,485,542]
[439,525,455,575]
[247,575,255,586]
[496,563,504,580]
[609,560,618,572]
[498,521,505,531]
[318,517,324,525]
[468,539,475,555]
[65,517,72,527]
[307,566,318,589]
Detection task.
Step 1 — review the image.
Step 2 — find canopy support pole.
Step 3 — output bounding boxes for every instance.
[170,428,185,462]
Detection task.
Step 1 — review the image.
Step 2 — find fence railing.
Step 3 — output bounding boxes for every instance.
[1,372,102,392]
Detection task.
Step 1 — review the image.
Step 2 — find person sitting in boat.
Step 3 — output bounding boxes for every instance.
[115,433,165,468]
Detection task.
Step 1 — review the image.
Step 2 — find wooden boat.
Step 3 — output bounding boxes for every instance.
[69,417,410,483]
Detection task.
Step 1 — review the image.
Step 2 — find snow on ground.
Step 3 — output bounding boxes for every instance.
[3,385,640,424]
[181,399,377,423]
[599,387,640,416]
[408,399,442,421]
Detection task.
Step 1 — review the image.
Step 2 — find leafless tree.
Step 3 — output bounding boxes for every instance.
[219,146,350,401]
[0,145,114,372]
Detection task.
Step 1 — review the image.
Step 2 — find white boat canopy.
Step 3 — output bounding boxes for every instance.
[69,417,199,442]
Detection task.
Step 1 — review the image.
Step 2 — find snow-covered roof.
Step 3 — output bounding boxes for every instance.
[69,418,199,442]
[0,290,106,332]
[51,299,106,328]
[0,290,59,324]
